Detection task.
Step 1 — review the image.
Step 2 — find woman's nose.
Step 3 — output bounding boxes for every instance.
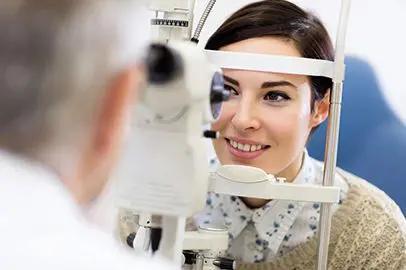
[231,98,261,132]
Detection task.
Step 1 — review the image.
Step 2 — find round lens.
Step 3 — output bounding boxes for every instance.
[210,71,228,121]
[146,43,183,84]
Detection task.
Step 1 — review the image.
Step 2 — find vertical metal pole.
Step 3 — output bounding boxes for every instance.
[316,82,343,270]
[187,0,197,39]
[316,0,352,269]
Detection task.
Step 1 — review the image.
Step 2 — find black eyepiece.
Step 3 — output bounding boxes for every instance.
[210,71,230,120]
[146,43,183,84]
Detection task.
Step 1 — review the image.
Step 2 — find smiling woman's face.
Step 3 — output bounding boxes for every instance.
[212,37,329,181]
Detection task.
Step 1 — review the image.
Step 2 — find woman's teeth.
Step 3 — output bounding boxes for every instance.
[229,139,266,152]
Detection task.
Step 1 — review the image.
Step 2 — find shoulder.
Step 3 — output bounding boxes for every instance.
[1,255,176,270]
[336,165,406,234]
[311,158,405,231]
[309,159,406,268]
[0,219,178,270]
[331,188,406,269]
[66,223,178,270]
[325,166,406,269]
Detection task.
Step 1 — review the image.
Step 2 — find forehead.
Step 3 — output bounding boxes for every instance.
[219,37,309,87]
[220,37,302,57]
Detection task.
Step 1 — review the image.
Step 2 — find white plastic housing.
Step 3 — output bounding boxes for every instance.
[183,229,228,251]
[114,41,217,217]
[209,165,341,203]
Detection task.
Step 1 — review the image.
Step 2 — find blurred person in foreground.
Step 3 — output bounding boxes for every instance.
[0,0,178,269]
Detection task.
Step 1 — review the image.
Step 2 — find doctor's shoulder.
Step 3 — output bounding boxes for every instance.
[0,223,179,270]
[69,224,180,270]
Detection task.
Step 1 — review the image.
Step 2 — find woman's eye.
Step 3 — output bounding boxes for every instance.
[224,84,239,95]
[264,91,290,102]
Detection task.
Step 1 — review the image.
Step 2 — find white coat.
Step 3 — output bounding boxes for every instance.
[0,150,179,270]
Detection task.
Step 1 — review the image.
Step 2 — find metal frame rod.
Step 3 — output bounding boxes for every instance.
[186,0,197,38]
[316,0,352,269]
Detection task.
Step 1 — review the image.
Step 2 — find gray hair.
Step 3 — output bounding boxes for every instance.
[0,0,150,166]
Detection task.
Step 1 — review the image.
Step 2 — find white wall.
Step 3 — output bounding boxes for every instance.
[194,0,406,124]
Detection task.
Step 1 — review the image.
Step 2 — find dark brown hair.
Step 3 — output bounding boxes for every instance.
[205,0,334,110]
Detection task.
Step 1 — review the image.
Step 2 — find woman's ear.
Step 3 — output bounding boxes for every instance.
[311,89,330,128]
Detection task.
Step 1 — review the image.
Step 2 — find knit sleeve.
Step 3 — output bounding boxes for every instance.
[328,194,406,270]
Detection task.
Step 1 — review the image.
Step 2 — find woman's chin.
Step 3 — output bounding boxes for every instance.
[220,156,266,170]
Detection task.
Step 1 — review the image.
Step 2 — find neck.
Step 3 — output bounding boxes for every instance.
[42,153,90,206]
[61,175,89,205]
[240,151,305,209]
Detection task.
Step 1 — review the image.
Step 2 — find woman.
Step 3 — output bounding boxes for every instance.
[195,0,406,269]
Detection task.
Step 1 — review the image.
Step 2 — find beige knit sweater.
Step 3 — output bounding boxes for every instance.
[236,168,406,270]
[117,168,406,270]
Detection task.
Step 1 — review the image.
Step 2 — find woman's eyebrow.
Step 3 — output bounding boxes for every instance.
[223,75,298,90]
[261,81,297,89]
[223,75,239,86]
